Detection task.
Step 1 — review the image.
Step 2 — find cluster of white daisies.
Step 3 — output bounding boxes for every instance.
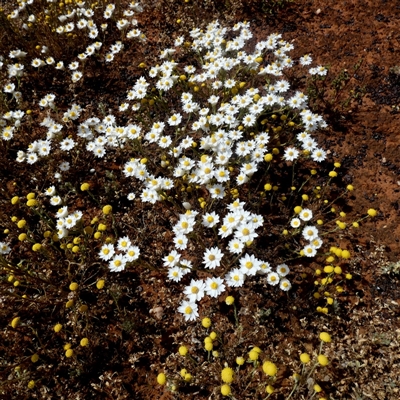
[54,207,83,240]
[290,209,323,258]
[178,261,291,321]
[14,103,83,164]
[166,200,293,321]
[1,0,145,135]
[98,238,140,272]
[1,14,333,322]
[42,184,142,270]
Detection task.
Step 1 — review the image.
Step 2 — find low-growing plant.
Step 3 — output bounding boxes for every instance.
[0,0,378,398]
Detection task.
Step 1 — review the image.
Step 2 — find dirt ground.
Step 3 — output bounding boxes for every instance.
[1,0,400,399]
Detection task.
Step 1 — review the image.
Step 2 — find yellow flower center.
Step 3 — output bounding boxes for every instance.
[184,306,192,314]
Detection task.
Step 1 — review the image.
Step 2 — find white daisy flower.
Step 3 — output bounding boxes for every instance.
[158,136,172,148]
[173,234,188,250]
[299,54,312,66]
[207,80,219,89]
[303,245,317,257]
[258,261,272,274]
[73,210,82,221]
[163,250,181,268]
[56,227,69,239]
[167,113,182,126]
[27,151,38,165]
[59,162,70,171]
[117,236,131,252]
[283,147,300,162]
[290,218,301,228]
[302,226,319,241]
[208,184,226,200]
[208,95,219,105]
[125,245,140,262]
[242,114,256,127]
[299,208,313,222]
[50,196,62,206]
[184,279,206,302]
[311,148,327,162]
[203,247,224,269]
[178,300,199,321]
[276,263,290,277]
[173,215,195,235]
[45,186,56,196]
[235,224,257,243]
[56,206,68,218]
[310,237,323,249]
[202,212,220,228]
[225,268,245,287]
[93,146,106,158]
[236,173,249,185]
[68,61,79,70]
[239,253,261,276]
[0,242,11,255]
[179,259,192,274]
[227,238,244,254]
[205,276,225,298]
[174,36,184,46]
[168,266,184,282]
[267,272,280,286]
[60,138,75,151]
[279,278,292,291]
[109,255,127,272]
[99,243,115,261]
[71,71,83,82]
[64,215,77,229]
[56,217,66,230]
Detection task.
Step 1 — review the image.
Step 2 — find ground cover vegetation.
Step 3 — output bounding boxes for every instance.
[1,0,399,399]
